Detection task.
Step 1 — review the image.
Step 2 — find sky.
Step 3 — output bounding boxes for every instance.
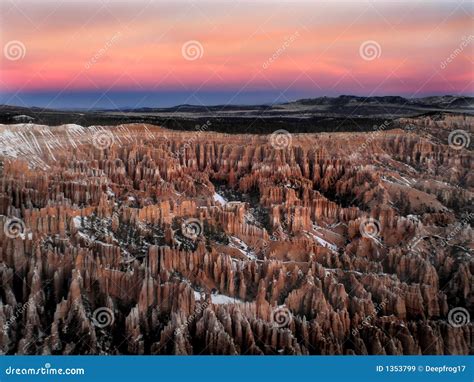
[0,0,472,109]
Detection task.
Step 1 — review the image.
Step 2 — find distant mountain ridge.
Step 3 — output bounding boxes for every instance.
[286,95,474,108]
[0,95,472,113]
[0,94,472,134]
[114,95,473,112]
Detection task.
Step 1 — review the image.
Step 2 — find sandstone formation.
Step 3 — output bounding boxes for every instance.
[0,114,472,355]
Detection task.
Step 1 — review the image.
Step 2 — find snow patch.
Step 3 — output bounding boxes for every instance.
[213,193,227,205]
[73,216,83,228]
[304,231,338,253]
[211,294,242,305]
[229,236,257,260]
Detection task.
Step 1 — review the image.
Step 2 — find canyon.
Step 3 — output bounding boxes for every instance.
[0,113,472,355]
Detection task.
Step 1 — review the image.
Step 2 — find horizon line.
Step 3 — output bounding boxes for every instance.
[1,93,473,112]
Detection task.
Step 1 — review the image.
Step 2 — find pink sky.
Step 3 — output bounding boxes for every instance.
[0,0,472,102]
